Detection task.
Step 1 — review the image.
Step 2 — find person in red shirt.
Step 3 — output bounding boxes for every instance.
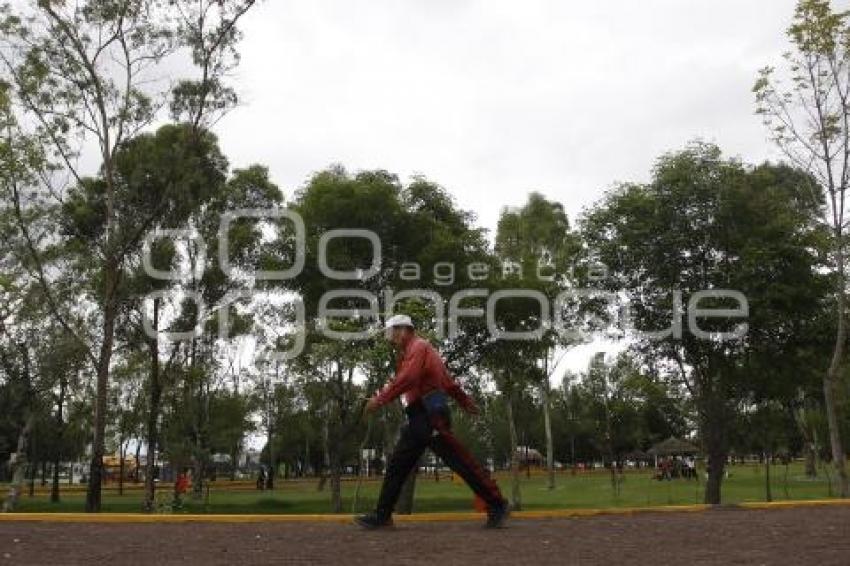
[173,470,190,510]
[355,314,510,529]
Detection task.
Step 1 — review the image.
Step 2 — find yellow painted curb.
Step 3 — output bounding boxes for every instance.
[737,498,850,510]
[1,499,849,523]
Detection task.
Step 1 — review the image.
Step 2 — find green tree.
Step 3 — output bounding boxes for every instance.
[583,143,828,503]
[754,0,850,496]
[494,192,581,491]
[208,389,254,480]
[281,167,492,512]
[0,0,259,511]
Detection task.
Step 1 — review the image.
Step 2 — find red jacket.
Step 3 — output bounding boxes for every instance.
[373,336,476,412]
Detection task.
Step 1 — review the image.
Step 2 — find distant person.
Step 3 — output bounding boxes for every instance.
[257,466,266,491]
[173,470,190,510]
[685,457,696,479]
[658,458,672,481]
[355,314,510,529]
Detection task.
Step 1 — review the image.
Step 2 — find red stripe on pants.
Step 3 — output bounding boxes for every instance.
[429,415,504,507]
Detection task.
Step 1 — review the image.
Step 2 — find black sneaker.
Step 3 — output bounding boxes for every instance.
[354,513,394,529]
[485,500,510,529]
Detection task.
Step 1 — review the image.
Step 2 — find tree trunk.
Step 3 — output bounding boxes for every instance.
[2,414,35,512]
[603,384,618,496]
[823,372,848,495]
[192,365,208,501]
[267,422,275,492]
[764,451,772,503]
[51,375,66,503]
[506,389,522,511]
[783,458,791,499]
[192,454,205,500]
[329,440,342,513]
[824,245,849,497]
[804,442,817,479]
[702,401,726,505]
[50,457,61,504]
[118,440,126,496]
[704,449,725,504]
[28,452,36,498]
[796,406,818,479]
[230,445,239,481]
[133,441,141,483]
[86,259,118,513]
[143,298,162,513]
[317,417,330,492]
[541,380,555,490]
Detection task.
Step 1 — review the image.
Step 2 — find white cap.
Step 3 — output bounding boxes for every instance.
[384,314,414,329]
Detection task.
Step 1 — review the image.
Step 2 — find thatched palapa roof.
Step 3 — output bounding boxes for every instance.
[647,437,700,456]
[623,449,650,461]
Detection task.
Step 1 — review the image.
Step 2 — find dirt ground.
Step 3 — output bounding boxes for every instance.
[1,506,849,565]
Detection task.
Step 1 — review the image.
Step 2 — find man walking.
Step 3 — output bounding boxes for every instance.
[355,314,510,529]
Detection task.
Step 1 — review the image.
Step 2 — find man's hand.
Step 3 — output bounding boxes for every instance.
[364,397,380,415]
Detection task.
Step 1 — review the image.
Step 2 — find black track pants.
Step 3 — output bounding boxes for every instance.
[375,404,504,520]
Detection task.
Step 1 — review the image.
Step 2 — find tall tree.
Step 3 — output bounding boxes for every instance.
[283,167,407,512]
[58,122,229,508]
[754,0,850,496]
[282,168,492,512]
[583,143,828,503]
[494,192,580,490]
[0,0,259,511]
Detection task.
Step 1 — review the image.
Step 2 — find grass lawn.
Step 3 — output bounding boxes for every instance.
[2,462,839,514]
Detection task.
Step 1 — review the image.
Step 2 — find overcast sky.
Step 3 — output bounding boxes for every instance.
[210,0,816,377]
[217,0,803,234]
